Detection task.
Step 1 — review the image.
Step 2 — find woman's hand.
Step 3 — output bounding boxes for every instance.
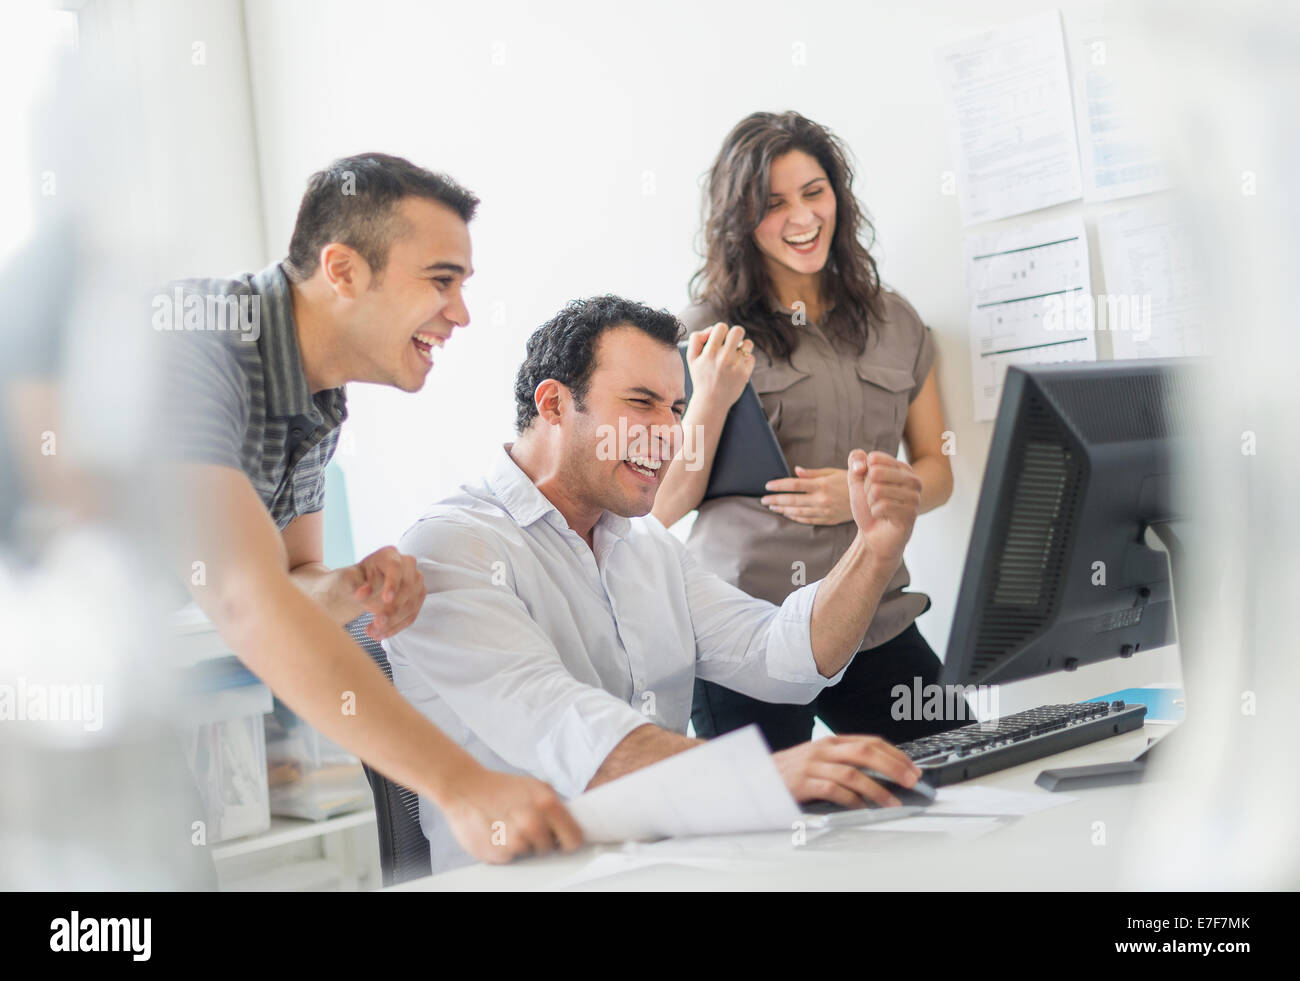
[687,322,755,412]
[761,465,853,525]
[651,323,754,529]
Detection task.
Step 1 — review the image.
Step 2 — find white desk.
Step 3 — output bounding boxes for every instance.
[392,722,1175,891]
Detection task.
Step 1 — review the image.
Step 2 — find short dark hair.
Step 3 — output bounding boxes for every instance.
[514,295,683,432]
[284,153,479,282]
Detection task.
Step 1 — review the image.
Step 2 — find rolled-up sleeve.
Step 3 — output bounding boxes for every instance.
[385,516,650,798]
[681,542,848,704]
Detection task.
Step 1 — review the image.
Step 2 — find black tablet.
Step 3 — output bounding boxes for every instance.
[678,343,791,500]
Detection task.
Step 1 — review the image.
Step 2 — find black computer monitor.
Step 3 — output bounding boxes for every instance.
[941,358,1202,689]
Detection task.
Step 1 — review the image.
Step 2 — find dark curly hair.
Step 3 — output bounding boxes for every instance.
[514,295,682,433]
[285,153,478,282]
[690,111,885,361]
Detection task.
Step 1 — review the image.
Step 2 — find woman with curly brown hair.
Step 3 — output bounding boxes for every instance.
[654,111,958,752]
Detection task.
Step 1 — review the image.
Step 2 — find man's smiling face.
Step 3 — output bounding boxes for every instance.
[351,196,474,392]
[560,326,686,518]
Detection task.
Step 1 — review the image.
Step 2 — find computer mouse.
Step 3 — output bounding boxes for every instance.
[862,770,937,808]
[799,771,938,815]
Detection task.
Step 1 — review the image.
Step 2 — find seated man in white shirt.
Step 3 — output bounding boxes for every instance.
[386,295,926,869]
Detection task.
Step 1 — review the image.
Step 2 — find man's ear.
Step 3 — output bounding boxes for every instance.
[318,242,371,299]
[533,379,567,426]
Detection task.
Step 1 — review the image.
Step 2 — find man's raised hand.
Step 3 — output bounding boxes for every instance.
[847,449,922,570]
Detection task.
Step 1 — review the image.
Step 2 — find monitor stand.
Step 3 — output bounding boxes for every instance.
[1035,519,1186,792]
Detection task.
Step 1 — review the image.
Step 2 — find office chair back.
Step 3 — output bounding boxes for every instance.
[344,613,433,887]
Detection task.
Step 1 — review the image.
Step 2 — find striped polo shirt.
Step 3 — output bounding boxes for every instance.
[157,262,348,529]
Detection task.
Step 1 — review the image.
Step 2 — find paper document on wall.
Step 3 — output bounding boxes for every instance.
[965,215,1097,421]
[1073,13,1170,202]
[566,726,801,843]
[937,11,1083,225]
[1097,204,1206,359]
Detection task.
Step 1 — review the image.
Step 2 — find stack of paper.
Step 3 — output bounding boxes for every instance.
[566,726,801,843]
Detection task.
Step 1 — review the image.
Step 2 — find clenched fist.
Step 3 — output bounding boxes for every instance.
[847,449,922,569]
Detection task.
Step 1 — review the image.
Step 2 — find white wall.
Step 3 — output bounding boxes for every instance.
[77,0,267,280]
[243,0,1180,712]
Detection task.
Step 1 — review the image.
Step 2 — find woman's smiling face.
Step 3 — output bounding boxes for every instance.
[753,149,837,281]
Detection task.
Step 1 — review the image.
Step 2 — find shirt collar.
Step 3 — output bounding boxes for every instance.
[595,509,632,541]
[251,261,346,424]
[486,445,632,541]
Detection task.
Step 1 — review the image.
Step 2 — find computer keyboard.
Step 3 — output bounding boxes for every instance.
[898,701,1148,787]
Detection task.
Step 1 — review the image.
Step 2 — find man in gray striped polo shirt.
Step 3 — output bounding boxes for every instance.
[157,154,580,865]
[160,264,347,534]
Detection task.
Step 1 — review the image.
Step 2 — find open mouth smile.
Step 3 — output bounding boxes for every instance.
[412,331,446,366]
[783,226,822,254]
[622,454,663,483]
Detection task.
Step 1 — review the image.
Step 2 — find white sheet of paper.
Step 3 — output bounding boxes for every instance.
[627,830,806,857]
[1097,204,1207,359]
[1073,13,1170,202]
[805,805,929,829]
[554,829,816,889]
[844,814,1004,836]
[937,11,1083,225]
[926,784,1078,817]
[565,726,801,844]
[553,851,735,890]
[964,215,1097,420]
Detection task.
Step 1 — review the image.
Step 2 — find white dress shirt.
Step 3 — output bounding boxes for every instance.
[385,445,846,870]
